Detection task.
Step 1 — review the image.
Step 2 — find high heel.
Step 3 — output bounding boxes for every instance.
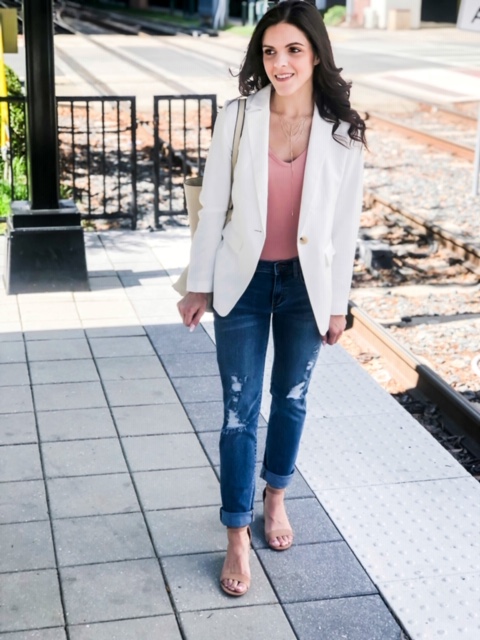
[220,526,252,597]
[263,485,294,551]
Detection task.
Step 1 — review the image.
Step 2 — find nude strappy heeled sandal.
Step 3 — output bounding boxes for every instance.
[220,526,251,597]
[263,485,294,551]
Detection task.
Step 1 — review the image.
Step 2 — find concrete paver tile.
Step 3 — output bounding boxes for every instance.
[84,325,145,339]
[162,552,277,612]
[0,385,33,413]
[112,404,193,436]
[123,433,209,471]
[17,302,80,322]
[284,595,402,640]
[0,444,42,482]
[53,512,155,566]
[37,408,117,442]
[16,292,73,303]
[61,559,173,624]
[0,412,37,445]
[26,338,91,362]
[21,320,84,332]
[48,473,139,519]
[24,329,86,341]
[75,300,138,321]
[180,604,296,640]
[103,378,177,406]
[146,506,226,557]
[68,615,182,640]
[125,284,180,301]
[146,325,216,355]
[250,497,342,550]
[0,362,29,386]
[30,359,99,385]
[199,428,266,467]
[0,341,26,364]
[134,467,219,511]
[0,521,56,572]
[42,439,128,478]
[95,355,166,381]
[161,352,219,378]
[88,336,155,358]
[257,542,377,603]
[0,629,67,639]
[172,376,223,404]
[82,275,123,291]
[0,570,64,633]
[33,381,107,412]
[0,326,22,341]
[131,298,179,319]
[119,274,170,288]
[74,290,128,304]
[183,401,225,432]
[0,305,20,322]
[0,480,48,524]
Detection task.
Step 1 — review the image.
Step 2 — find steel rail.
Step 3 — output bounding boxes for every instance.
[365,192,480,269]
[368,113,475,162]
[347,302,480,456]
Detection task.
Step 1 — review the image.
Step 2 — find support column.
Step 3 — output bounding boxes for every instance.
[4,0,88,294]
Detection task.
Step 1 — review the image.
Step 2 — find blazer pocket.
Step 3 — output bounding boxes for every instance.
[222,224,244,254]
[325,241,336,267]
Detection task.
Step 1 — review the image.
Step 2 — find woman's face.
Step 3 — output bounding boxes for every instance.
[262,22,318,99]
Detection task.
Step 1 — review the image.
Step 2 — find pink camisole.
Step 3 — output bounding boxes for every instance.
[260,147,308,261]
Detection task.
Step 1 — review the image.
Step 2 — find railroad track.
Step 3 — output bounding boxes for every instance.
[345,185,480,461]
[367,111,477,162]
[347,303,480,458]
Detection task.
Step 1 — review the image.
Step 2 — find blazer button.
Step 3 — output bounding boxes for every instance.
[299,236,308,244]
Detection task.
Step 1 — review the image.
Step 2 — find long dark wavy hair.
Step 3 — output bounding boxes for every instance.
[238,1,367,147]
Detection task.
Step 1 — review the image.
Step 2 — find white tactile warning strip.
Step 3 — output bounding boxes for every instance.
[380,573,480,640]
[299,412,467,490]
[314,477,480,583]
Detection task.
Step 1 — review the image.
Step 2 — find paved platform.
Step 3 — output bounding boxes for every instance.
[1,228,480,640]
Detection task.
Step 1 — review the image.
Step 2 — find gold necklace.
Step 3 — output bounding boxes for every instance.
[279,115,308,216]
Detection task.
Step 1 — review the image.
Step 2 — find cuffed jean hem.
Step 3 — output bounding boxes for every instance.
[260,465,294,490]
[220,507,254,528]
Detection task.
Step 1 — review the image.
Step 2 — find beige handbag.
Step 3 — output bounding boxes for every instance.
[172,98,246,309]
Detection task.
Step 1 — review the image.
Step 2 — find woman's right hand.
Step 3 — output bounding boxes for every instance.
[177,292,209,331]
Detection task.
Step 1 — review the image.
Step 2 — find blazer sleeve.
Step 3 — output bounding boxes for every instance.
[330,142,364,315]
[186,100,236,293]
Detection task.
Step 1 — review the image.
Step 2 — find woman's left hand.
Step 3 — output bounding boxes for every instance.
[322,315,347,346]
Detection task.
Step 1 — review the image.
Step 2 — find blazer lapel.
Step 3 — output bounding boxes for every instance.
[298,109,330,232]
[246,86,271,233]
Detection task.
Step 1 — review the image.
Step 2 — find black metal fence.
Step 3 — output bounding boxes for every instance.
[1,93,218,230]
[1,95,138,228]
[58,96,137,229]
[153,94,217,228]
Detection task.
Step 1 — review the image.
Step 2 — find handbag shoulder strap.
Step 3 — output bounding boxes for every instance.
[227,97,246,218]
[231,97,246,173]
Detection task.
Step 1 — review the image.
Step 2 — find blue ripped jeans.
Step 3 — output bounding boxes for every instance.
[214,258,322,528]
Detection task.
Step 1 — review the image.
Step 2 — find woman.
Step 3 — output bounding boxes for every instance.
[177,0,366,596]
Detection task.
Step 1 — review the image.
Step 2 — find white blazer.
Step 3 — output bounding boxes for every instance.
[186,85,364,336]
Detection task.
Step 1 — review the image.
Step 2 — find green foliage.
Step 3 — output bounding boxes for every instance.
[4,65,26,160]
[0,66,26,214]
[5,65,22,96]
[323,5,346,26]
[0,155,28,215]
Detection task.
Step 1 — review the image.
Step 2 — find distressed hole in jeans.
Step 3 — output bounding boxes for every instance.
[225,375,247,429]
[286,381,306,400]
